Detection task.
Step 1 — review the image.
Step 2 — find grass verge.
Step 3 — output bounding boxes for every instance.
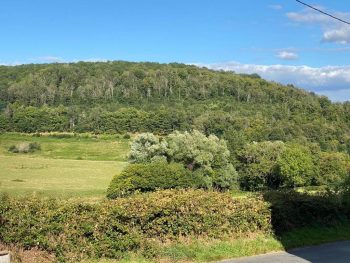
[158,223,350,262]
[74,223,350,263]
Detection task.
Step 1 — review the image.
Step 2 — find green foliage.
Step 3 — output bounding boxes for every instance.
[128,133,168,163]
[8,142,41,153]
[0,190,271,262]
[166,130,238,190]
[2,61,350,191]
[0,195,141,262]
[263,191,350,233]
[106,162,202,198]
[237,141,286,190]
[2,189,350,262]
[317,152,350,186]
[277,145,315,188]
[123,133,131,139]
[1,61,350,157]
[127,130,238,190]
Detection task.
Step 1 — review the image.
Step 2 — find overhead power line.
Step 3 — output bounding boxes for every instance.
[296,0,350,25]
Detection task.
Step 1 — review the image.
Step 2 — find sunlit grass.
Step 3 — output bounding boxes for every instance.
[0,132,130,161]
[0,155,127,199]
[0,133,130,199]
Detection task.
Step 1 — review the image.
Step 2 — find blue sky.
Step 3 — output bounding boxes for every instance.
[1,0,350,101]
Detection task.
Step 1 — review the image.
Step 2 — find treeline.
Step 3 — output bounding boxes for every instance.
[1,102,350,153]
[1,61,350,155]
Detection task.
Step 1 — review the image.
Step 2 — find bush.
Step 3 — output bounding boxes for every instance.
[237,141,286,191]
[106,162,203,198]
[317,152,350,186]
[8,142,41,153]
[128,133,168,163]
[0,190,271,262]
[0,195,141,262]
[263,190,350,233]
[277,146,314,188]
[111,189,271,238]
[2,190,350,262]
[123,133,131,139]
[128,131,238,190]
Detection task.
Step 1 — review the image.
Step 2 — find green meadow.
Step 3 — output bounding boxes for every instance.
[0,133,130,199]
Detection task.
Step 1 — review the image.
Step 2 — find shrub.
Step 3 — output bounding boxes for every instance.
[2,190,350,262]
[106,162,203,198]
[166,130,238,190]
[111,189,271,238]
[128,133,168,163]
[128,131,238,190]
[317,152,350,186]
[0,195,141,262]
[8,142,41,153]
[263,190,350,233]
[123,133,131,139]
[0,190,271,262]
[277,146,314,188]
[237,141,286,191]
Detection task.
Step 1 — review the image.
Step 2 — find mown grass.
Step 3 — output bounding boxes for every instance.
[0,133,130,199]
[0,155,127,199]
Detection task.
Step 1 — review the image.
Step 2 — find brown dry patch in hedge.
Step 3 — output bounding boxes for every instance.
[0,243,55,263]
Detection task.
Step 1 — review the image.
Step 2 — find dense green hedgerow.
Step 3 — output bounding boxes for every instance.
[106,162,204,198]
[2,189,350,262]
[264,191,350,233]
[0,189,270,262]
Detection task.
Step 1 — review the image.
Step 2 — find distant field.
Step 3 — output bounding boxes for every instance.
[0,133,130,161]
[0,133,130,199]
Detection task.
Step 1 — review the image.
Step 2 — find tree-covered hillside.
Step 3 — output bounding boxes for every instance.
[1,61,350,154]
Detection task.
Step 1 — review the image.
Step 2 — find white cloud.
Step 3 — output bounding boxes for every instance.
[195,61,350,102]
[269,4,282,10]
[287,8,350,44]
[78,58,108,62]
[276,51,298,60]
[287,9,332,24]
[0,57,110,65]
[36,56,63,63]
[323,27,350,44]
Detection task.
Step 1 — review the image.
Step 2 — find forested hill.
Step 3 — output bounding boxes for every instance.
[0,61,326,106]
[1,61,350,153]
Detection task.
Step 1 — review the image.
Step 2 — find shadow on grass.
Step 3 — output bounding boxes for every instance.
[262,190,350,262]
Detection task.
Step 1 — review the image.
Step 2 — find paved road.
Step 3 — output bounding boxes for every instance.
[221,241,350,263]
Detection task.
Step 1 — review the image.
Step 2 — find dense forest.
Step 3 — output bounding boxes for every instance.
[1,61,350,156]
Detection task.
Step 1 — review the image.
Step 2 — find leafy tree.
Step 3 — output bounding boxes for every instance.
[128,133,168,163]
[237,141,286,190]
[165,130,237,190]
[127,130,237,190]
[277,145,315,188]
[317,152,350,186]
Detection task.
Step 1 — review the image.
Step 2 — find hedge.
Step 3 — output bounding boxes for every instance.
[2,190,350,262]
[264,191,350,233]
[0,190,270,262]
[106,162,204,198]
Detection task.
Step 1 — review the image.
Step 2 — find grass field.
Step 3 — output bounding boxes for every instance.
[0,133,130,199]
[0,133,130,161]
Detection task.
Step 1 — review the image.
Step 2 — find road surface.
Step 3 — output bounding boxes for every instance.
[221,241,350,263]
